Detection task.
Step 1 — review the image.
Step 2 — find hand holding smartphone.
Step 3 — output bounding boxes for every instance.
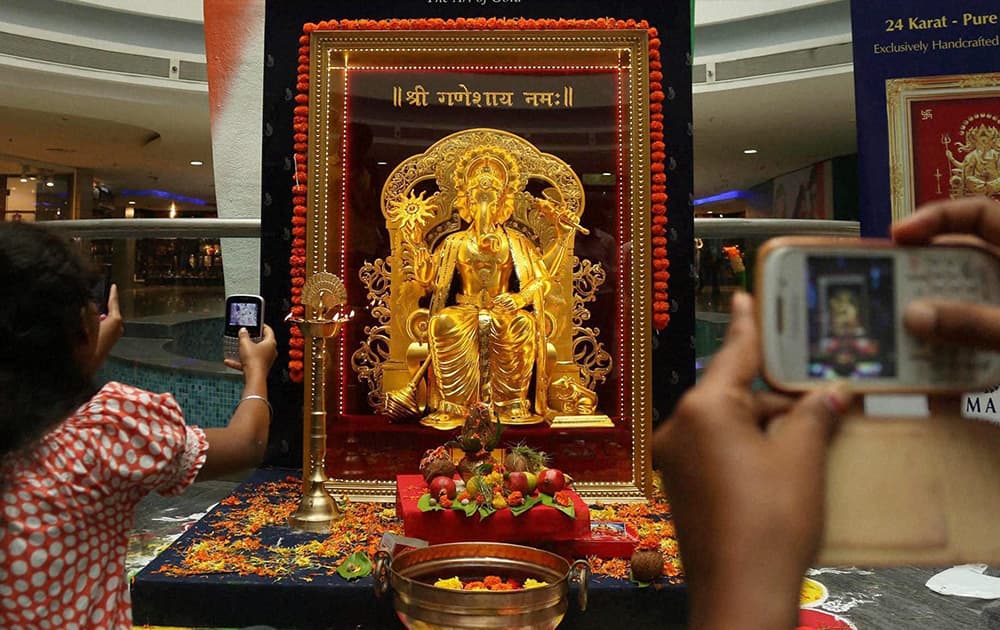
[223,294,265,363]
[757,237,1000,393]
[755,236,1000,565]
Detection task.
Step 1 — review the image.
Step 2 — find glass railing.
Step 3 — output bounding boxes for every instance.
[41,218,260,428]
[694,218,860,373]
[41,215,858,420]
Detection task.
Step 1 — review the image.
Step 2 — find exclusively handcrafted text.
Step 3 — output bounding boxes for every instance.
[873,34,1000,54]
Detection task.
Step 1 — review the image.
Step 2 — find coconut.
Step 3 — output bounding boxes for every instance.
[503,451,528,473]
[457,453,494,482]
[630,549,665,583]
[504,444,548,474]
[421,458,456,483]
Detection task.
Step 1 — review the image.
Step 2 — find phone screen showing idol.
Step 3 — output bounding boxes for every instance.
[805,256,896,379]
[224,296,263,338]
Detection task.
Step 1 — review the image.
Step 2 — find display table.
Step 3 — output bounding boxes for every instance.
[395,474,590,544]
[131,469,686,629]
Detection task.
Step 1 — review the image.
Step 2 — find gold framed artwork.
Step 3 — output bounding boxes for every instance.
[886,72,1000,222]
[295,26,655,502]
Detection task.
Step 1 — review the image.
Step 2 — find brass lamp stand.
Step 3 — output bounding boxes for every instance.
[286,273,355,532]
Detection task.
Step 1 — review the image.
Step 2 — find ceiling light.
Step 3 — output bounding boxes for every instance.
[743,148,758,155]
[19,175,27,183]
[128,200,136,205]
[45,177,55,188]
[189,160,204,166]
[376,161,388,166]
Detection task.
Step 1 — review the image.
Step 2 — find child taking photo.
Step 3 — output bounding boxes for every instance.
[0,221,277,629]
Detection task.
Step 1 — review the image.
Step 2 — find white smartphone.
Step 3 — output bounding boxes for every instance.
[756,237,1000,392]
[223,294,265,363]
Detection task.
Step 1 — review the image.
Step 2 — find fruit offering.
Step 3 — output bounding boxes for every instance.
[418,442,575,519]
[429,475,457,501]
[537,468,566,494]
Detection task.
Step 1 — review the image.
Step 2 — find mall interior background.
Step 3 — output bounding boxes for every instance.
[0,0,859,424]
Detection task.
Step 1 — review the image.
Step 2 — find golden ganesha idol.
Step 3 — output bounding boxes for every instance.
[352,128,613,430]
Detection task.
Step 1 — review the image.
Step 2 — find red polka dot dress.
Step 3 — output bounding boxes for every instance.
[0,382,209,629]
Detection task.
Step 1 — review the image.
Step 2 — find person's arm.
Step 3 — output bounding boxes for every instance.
[652,293,852,630]
[197,324,278,480]
[83,283,124,374]
[891,196,1000,349]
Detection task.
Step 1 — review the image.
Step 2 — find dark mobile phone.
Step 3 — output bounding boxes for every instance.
[223,294,265,363]
[224,294,265,338]
[92,264,113,315]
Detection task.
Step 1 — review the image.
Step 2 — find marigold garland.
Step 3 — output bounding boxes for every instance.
[152,475,683,585]
[154,477,400,579]
[288,17,670,382]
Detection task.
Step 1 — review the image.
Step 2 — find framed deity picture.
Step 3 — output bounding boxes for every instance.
[886,72,1000,221]
[292,24,656,502]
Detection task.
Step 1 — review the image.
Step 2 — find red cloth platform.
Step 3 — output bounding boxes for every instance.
[396,474,590,544]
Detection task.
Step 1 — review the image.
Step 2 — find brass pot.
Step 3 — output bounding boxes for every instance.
[374,542,589,630]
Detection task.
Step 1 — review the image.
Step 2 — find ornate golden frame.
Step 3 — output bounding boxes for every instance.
[886,72,1000,222]
[303,29,653,502]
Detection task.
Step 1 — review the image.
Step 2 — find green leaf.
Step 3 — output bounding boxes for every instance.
[337,552,372,580]
[455,499,479,517]
[629,572,651,588]
[478,504,496,521]
[508,495,541,516]
[417,493,444,512]
[539,493,575,518]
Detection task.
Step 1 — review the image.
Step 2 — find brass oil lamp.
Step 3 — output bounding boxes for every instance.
[286,272,355,531]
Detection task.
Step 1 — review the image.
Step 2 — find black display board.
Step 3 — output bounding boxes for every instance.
[260,0,693,467]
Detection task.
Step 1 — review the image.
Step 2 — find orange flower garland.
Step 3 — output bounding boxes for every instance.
[154,477,401,579]
[288,17,670,381]
[152,475,683,585]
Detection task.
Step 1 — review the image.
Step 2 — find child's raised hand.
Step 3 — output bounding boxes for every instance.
[93,283,124,367]
[224,324,277,376]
